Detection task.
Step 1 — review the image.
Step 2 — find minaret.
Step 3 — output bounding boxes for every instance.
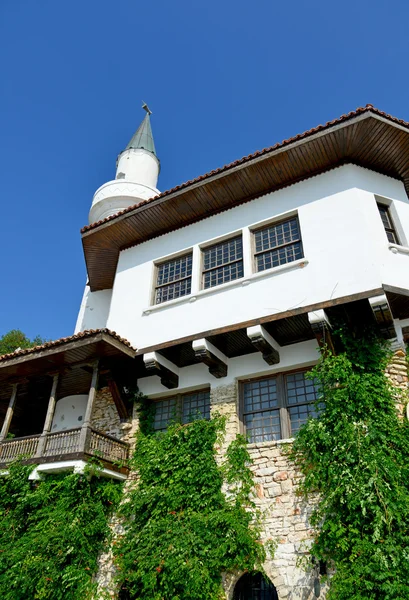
[88,104,160,224]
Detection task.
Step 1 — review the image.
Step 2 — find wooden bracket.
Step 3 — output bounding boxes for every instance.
[308,309,334,353]
[247,325,280,365]
[192,339,228,378]
[369,294,396,339]
[143,352,179,389]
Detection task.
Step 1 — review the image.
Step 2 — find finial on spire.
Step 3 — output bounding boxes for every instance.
[142,102,152,115]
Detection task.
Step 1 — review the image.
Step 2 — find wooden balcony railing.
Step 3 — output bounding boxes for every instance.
[43,428,82,457]
[0,427,129,469]
[0,434,40,463]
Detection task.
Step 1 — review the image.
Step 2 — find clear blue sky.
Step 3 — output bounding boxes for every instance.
[1,0,409,341]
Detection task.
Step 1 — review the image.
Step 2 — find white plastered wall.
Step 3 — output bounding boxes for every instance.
[75,286,112,333]
[99,165,409,350]
[51,395,88,432]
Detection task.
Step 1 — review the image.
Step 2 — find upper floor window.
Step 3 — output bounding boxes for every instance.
[377,203,399,244]
[241,370,321,443]
[253,216,303,272]
[202,236,243,289]
[155,253,192,304]
[153,390,211,432]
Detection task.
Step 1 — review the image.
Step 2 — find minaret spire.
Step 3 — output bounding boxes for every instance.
[125,106,156,157]
[88,104,160,224]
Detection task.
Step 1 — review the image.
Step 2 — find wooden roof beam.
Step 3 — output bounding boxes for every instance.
[192,339,228,378]
[143,352,179,389]
[247,325,280,365]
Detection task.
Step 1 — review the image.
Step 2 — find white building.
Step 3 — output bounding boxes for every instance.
[1,104,409,599]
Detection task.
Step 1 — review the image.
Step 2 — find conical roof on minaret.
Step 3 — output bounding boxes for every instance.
[125,112,157,156]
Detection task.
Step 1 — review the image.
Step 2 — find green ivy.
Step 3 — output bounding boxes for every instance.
[291,324,409,599]
[114,414,265,599]
[0,462,122,599]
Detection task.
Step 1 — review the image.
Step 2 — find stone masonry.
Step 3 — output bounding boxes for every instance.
[210,383,316,600]
[94,345,409,599]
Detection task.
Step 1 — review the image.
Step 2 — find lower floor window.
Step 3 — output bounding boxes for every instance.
[153,390,210,432]
[241,370,322,442]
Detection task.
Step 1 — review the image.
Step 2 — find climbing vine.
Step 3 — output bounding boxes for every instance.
[291,323,409,599]
[0,462,122,600]
[114,406,265,600]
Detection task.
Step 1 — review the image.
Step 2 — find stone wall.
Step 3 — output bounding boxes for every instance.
[385,346,409,416]
[211,383,316,600]
[94,346,408,599]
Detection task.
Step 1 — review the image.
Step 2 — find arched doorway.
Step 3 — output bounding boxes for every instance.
[118,585,132,600]
[233,572,278,600]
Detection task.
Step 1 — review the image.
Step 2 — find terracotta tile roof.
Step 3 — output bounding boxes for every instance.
[81,104,409,234]
[0,329,135,363]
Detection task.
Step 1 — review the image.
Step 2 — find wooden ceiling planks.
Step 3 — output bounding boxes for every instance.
[82,113,409,291]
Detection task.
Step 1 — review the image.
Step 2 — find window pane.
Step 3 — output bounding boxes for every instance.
[153,398,177,431]
[243,378,278,412]
[155,253,192,304]
[377,204,398,244]
[203,237,243,270]
[244,409,281,443]
[378,205,392,229]
[255,218,300,253]
[203,261,244,288]
[182,391,210,424]
[289,402,325,436]
[202,237,244,289]
[285,372,319,405]
[157,254,192,286]
[256,242,303,272]
[155,278,191,304]
[286,372,322,436]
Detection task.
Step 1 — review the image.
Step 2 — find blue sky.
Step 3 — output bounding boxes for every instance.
[1,0,409,341]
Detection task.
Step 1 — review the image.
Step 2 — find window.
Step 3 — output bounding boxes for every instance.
[202,236,243,289]
[253,216,303,272]
[241,370,321,443]
[153,390,210,432]
[155,253,192,304]
[377,203,399,244]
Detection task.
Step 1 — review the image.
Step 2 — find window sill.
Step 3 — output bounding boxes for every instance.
[247,438,294,450]
[388,243,409,256]
[142,258,309,315]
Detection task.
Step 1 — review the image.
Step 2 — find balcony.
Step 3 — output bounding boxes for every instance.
[0,330,136,479]
[0,426,129,473]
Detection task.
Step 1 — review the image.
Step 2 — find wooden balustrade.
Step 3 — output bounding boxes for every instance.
[43,428,81,457]
[0,434,40,462]
[89,428,129,462]
[0,427,129,467]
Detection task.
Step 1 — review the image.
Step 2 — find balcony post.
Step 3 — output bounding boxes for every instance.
[35,373,59,457]
[0,383,19,442]
[79,360,99,453]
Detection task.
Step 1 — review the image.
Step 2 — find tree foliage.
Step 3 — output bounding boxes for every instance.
[114,414,265,600]
[0,463,122,600]
[0,329,46,356]
[291,325,409,599]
